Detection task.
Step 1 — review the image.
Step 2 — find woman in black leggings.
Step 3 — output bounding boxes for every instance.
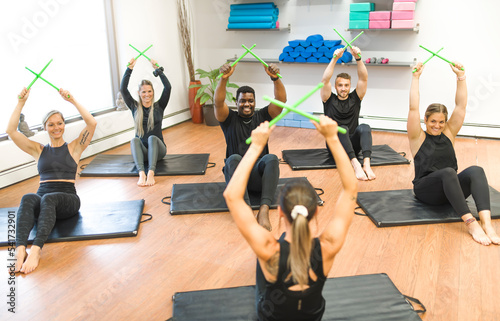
[409,62,499,245]
[6,88,97,273]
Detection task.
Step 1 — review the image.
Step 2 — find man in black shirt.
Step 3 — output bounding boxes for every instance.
[215,63,286,230]
[321,46,375,181]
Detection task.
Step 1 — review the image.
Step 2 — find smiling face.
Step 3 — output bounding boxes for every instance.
[44,113,65,139]
[139,84,154,107]
[424,112,446,136]
[335,77,351,100]
[237,92,256,118]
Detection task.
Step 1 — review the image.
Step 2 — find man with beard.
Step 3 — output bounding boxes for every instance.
[321,46,375,181]
[215,63,286,231]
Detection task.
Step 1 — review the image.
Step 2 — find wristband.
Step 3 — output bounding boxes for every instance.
[355,57,361,61]
[271,76,279,81]
[457,75,466,81]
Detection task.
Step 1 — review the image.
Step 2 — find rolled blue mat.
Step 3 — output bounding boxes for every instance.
[283,56,295,62]
[299,40,311,47]
[325,51,333,59]
[279,52,289,61]
[300,51,312,58]
[294,46,305,52]
[319,57,330,63]
[289,51,300,58]
[311,41,324,48]
[341,51,353,63]
[227,22,275,29]
[288,40,301,47]
[306,34,324,43]
[283,46,293,52]
[305,46,317,53]
[230,8,278,16]
[324,40,342,48]
[317,46,329,53]
[313,52,324,58]
[230,2,276,10]
[307,57,318,63]
[228,16,275,23]
[295,56,306,62]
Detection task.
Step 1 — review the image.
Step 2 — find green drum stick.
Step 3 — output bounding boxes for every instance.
[25,67,70,98]
[26,59,53,90]
[419,45,464,71]
[241,44,283,79]
[413,47,444,73]
[128,44,153,66]
[333,29,364,58]
[216,44,256,79]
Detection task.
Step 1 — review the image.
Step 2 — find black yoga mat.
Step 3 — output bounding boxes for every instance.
[170,273,424,321]
[281,144,410,170]
[357,187,500,227]
[80,154,212,177]
[0,200,147,246]
[164,177,324,215]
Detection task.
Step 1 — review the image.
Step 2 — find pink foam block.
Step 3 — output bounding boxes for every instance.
[369,20,390,29]
[391,10,414,20]
[393,2,416,10]
[391,19,414,29]
[369,11,391,21]
[394,0,417,2]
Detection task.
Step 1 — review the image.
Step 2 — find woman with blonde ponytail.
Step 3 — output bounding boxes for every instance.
[224,116,358,320]
[120,56,171,186]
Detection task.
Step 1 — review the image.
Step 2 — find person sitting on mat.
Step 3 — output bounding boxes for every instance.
[6,88,97,274]
[215,62,286,231]
[321,46,375,181]
[224,117,358,321]
[409,62,500,246]
[120,57,171,186]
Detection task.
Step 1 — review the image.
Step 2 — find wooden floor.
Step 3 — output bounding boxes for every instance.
[1,121,499,321]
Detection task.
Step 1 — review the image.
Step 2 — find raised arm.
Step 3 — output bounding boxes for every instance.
[65,90,97,160]
[214,63,233,122]
[352,46,368,100]
[6,89,43,159]
[314,116,358,271]
[223,122,278,261]
[265,64,286,118]
[151,59,172,110]
[321,48,344,102]
[120,58,138,111]
[408,62,425,155]
[446,62,467,137]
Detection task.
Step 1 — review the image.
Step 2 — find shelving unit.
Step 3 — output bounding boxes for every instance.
[227,57,415,67]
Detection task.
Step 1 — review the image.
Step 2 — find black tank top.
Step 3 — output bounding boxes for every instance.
[257,237,326,321]
[413,132,457,184]
[38,143,78,181]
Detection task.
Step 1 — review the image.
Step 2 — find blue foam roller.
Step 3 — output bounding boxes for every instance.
[341,51,353,63]
[283,56,295,62]
[324,40,342,48]
[288,40,301,48]
[295,56,306,63]
[230,9,278,16]
[227,22,275,29]
[313,52,324,58]
[306,34,324,43]
[294,46,305,52]
[305,46,317,53]
[299,40,311,47]
[319,57,330,63]
[311,41,324,48]
[228,16,275,23]
[325,51,333,59]
[230,3,276,10]
[279,52,289,61]
[289,52,300,58]
[300,51,312,58]
[317,46,329,53]
[306,57,318,63]
[283,46,293,53]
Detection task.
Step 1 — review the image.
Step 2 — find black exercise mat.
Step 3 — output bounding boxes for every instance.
[357,187,500,227]
[0,199,146,246]
[80,154,211,177]
[282,144,409,170]
[165,177,324,215]
[171,273,424,321]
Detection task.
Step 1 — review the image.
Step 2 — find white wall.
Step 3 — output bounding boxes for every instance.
[191,0,500,138]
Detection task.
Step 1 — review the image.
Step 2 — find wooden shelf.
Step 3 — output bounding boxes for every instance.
[227,58,415,67]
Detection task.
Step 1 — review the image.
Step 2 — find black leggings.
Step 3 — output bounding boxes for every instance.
[223,154,280,207]
[413,166,490,217]
[328,123,372,160]
[16,182,80,248]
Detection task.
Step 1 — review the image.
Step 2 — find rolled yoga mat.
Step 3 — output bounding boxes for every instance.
[228,16,276,23]
[229,8,278,16]
[230,2,276,10]
[227,22,277,29]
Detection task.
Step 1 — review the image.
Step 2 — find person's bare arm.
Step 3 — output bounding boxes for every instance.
[214,63,233,122]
